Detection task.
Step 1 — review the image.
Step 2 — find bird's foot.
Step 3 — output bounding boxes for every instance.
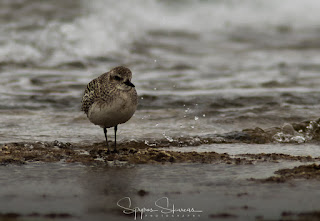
[105,149,111,155]
[104,149,118,154]
[111,149,119,154]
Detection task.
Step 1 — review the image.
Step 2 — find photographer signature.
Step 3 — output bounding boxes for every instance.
[117,196,203,220]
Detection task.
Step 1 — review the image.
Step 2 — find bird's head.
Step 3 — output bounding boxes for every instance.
[109,66,135,91]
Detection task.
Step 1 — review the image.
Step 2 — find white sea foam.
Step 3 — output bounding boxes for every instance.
[1,0,320,65]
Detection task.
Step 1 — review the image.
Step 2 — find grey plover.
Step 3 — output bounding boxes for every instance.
[81,66,138,152]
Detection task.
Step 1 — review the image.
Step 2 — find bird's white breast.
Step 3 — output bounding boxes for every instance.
[88,92,137,128]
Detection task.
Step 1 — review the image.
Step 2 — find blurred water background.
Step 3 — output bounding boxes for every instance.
[1,0,320,145]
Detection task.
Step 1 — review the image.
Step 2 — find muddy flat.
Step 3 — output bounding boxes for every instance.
[0,141,320,221]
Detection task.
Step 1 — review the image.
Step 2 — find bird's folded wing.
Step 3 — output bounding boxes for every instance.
[81,78,100,115]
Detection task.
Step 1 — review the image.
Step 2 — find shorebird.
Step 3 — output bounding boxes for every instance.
[81,66,138,152]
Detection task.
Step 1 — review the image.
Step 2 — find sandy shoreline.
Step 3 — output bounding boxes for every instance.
[1,140,319,167]
[1,141,320,221]
[1,141,320,183]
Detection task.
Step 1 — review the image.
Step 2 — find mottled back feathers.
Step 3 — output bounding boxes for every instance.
[81,66,137,116]
[81,77,101,115]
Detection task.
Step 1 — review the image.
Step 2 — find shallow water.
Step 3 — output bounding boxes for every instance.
[165,143,320,157]
[1,0,320,147]
[0,161,319,221]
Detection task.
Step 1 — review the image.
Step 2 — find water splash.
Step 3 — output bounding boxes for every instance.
[272,120,320,143]
[163,133,174,142]
[144,140,156,147]
[272,132,305,144]
[304,120,320,140]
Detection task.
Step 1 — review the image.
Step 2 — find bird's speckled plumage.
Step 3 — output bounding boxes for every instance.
[81,66,138,151]
[81,66,137,118]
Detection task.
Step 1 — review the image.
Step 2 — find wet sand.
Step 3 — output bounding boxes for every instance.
[2,118,320,165]
[1,140,319,166]
[252,163,320,183]
[1,140,320,221]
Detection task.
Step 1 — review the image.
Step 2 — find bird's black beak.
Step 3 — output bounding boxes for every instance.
[124,80,135,87]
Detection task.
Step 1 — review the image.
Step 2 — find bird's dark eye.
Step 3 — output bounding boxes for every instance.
[114,76,122,81]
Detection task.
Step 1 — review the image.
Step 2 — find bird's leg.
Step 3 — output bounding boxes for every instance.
[103,127,110,153]
[113,125,118,153]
